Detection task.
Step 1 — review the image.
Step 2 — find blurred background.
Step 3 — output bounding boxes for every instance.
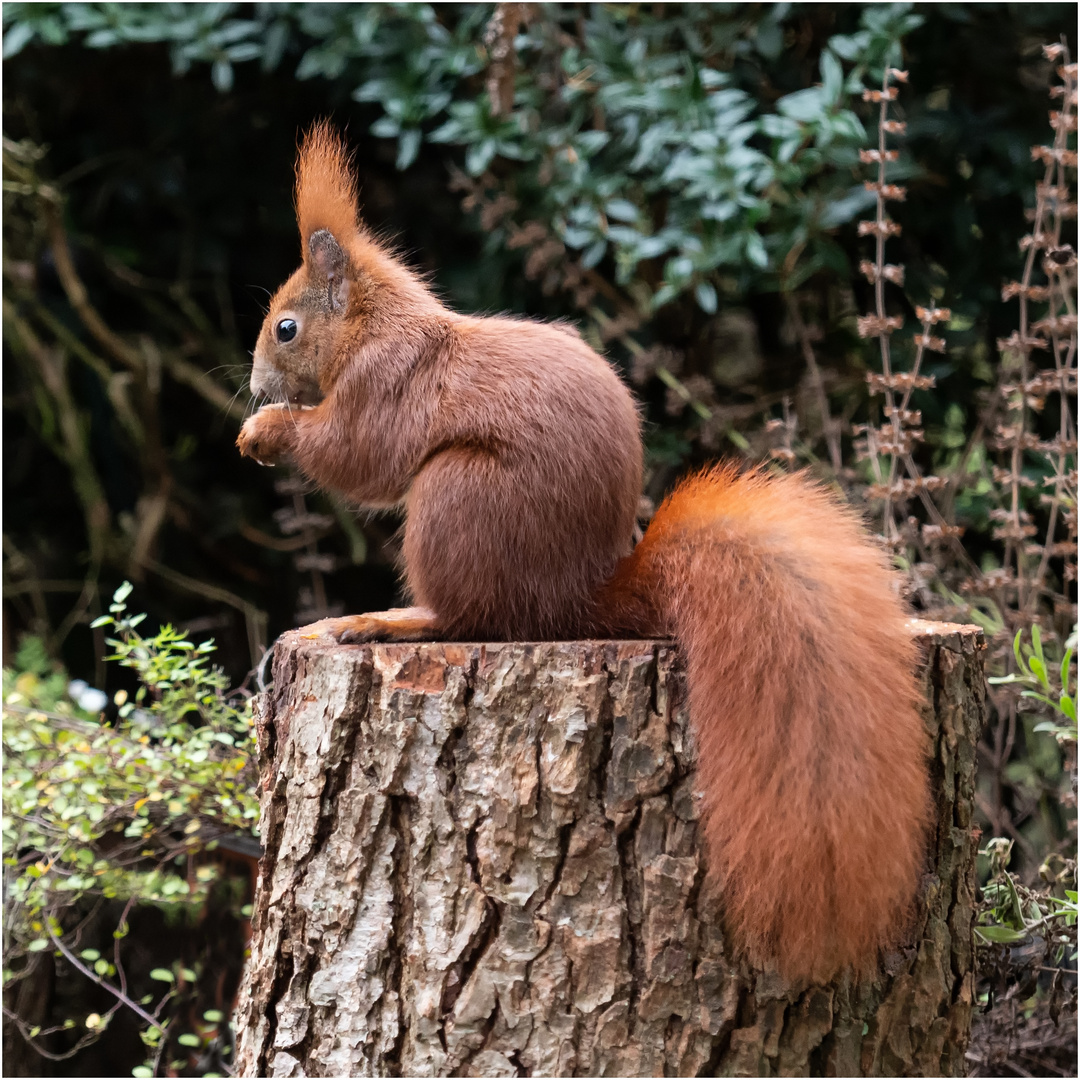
[1,1,1072,682]
[2,3,1076,1075]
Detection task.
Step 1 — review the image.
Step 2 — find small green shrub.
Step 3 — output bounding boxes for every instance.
[2,582,258,1073]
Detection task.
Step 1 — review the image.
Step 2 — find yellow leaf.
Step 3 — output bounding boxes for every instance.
[15,673,38,695]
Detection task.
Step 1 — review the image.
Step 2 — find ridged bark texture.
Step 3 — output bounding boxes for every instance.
[235,622,983,1078]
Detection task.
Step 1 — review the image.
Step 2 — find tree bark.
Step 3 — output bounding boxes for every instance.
[235,622,984,1078]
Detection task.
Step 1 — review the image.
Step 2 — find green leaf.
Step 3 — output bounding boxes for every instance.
[177,1032,201,1047]
[210,58,234,91]
[1031,623,1044,664]
[2,21,36,59]
[725,427,751,451]
[828,31,871,62]
[260,19,290,72]
[745,233,768,269]
[581,239,607,269]
[816,184,877,229]
[396,128,421,171]
[754,19,784,61]
[776,87,825,123]
[1006,873,1025,925]
[464,140,496,176]
[605,198,639,223]
[975,925,1028,944]
[1012,629,1025,673]
[1021,691,1058,710]
[149,967,174,983]
[820,49,844,105]
[651,282,679,310]
[574,130,609,155]
[1028,655,1048,688]
[694,280,718,314]
[370,115,399,139]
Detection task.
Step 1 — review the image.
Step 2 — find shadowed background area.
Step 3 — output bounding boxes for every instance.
[2,2,1072,683]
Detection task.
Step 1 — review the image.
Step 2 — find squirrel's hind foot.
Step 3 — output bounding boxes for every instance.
[300,607,442,644]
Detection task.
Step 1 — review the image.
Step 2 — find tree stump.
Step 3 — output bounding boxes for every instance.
[235,622,984,1078]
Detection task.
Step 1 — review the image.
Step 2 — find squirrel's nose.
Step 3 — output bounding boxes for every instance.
[248,356,282,401]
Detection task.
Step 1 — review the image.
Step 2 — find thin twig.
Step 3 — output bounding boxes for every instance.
[46,924,167,1032]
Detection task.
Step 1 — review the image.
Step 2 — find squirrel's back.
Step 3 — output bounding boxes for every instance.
[404,313,643,640]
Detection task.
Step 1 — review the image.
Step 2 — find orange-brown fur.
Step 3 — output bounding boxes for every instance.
[594,466,929,980]
[238,123,930,983]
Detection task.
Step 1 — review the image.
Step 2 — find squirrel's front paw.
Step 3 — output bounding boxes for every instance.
[237,404,297,465]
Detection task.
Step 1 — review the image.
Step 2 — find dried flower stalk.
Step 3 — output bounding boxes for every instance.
[856,67,960,556]
[993,44,1078,614]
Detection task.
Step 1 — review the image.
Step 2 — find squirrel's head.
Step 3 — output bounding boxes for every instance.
[250,122,363,406]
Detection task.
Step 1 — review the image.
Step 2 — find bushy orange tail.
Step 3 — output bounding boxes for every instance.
[602,465,930,983]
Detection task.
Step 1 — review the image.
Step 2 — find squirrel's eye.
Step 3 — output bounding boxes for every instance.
[276,319,298,344]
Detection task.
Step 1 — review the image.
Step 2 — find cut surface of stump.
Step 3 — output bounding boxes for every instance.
[236,623,984,1078]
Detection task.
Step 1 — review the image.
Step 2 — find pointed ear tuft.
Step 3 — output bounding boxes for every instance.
[295,120,361,260]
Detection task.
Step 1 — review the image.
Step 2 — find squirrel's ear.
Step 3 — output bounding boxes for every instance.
[308,228,350,312]
[295,121,360,287]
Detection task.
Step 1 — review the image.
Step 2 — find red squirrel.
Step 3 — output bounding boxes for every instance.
[238,122,930,984]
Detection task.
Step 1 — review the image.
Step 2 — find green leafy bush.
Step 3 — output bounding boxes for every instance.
[3,583,257,1072]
